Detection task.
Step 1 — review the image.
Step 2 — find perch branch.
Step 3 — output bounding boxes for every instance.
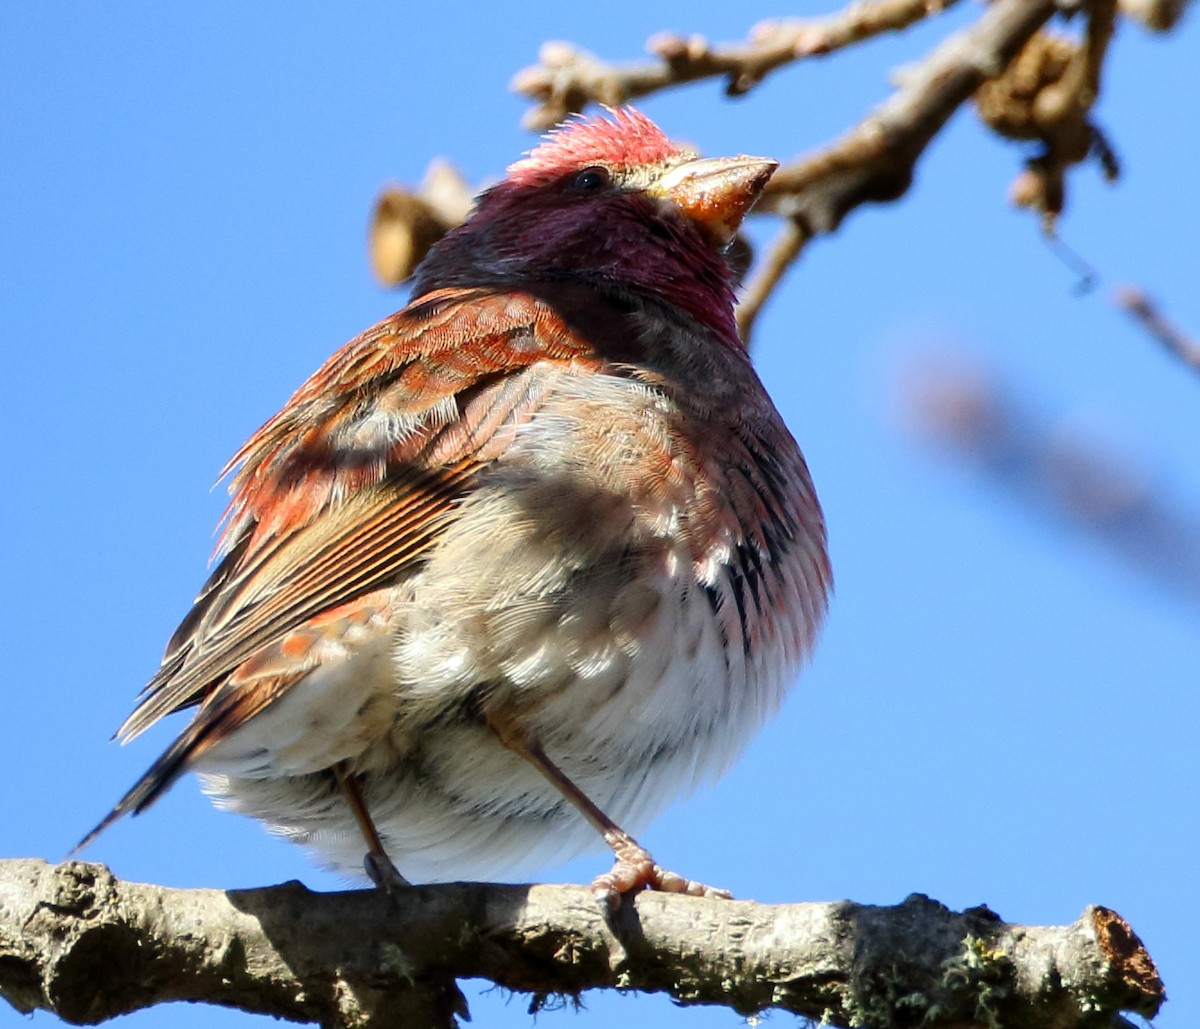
[0,859,1163,1029]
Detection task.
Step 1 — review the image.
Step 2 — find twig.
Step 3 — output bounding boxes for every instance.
[725,0,1058,319]
[376,0,1171,328]
[1115,286,1200,376]
[512,0,1058,329]
[511,0,964,131]
[0,859,1164,1029]
[737,218,808,343]
[760,0,1059,233]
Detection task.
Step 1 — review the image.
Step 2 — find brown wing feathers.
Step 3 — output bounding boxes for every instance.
[116,462,475,742]
[78,288,602,849]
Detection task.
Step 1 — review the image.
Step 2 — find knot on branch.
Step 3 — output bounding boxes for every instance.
[1092,906,1167,1002]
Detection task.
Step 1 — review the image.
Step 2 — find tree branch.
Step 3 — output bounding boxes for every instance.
[759,0,1058,234]
[730,0,1060,335]
[736,218,808,343]
[511,0,964,131]
[1117,0,1193,29]
[0,859,1163,1029]
[372,0,1065,336]
[374,0,1072,332]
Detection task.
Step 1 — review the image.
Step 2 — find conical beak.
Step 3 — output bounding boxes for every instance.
[649,155,778,246]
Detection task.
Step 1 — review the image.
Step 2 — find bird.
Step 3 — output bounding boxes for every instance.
[79,107,831,903]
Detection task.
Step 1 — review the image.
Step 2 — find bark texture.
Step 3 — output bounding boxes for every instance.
[0,858,1163,1028]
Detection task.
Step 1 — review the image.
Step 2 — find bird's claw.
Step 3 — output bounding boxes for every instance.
[592,837,733,909]
[364,849,412,897]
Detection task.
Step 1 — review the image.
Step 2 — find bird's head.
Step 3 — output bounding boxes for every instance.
[413,107,776,343]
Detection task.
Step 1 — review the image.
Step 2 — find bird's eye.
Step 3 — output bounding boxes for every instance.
[569,166,611,193]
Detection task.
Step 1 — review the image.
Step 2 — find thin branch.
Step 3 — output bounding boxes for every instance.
[373,0,1186,332]
[737,218,808,343]
[760,0,1058,231]
[511,0,964,131]
[376,0,1120,330]
[1115,286,1200,377]
[0,859,1163,1029]
[719,0,1057,330]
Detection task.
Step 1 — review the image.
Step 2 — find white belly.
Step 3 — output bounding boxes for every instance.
[199,570,792,882]
[196,372,822,882]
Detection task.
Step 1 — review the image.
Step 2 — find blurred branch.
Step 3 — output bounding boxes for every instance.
[1118,0,1192,29]
[369,160,474,286]
[901,353,1200,607]
[0,859,1163,1029]
[1115,286,1200,377]
[511,0,963,131]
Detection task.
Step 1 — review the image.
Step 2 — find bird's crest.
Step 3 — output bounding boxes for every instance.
[507,107,683,185]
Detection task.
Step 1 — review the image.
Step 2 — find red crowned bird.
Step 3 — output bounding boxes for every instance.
[80,107,831,902]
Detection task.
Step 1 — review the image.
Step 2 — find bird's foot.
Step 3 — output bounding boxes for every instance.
[592,831,733,909]
[364,849,412,897]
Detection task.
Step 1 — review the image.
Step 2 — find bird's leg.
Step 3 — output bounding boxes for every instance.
[487,718,732,907]
[334,764,411,895]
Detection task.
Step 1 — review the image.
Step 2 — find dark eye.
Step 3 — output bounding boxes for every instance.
[569,166,611,193]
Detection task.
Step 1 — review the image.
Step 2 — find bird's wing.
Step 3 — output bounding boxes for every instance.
[77,284,624,848]
[118,285,609,744]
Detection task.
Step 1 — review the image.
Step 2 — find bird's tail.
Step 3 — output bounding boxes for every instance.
[71,731,196,855]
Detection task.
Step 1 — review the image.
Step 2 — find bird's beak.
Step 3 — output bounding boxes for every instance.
[649,155,778,247]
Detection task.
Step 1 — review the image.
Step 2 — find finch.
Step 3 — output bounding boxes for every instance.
[82,107,831,902]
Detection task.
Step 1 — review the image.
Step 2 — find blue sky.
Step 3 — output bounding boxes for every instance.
[3,4,1197,1028]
